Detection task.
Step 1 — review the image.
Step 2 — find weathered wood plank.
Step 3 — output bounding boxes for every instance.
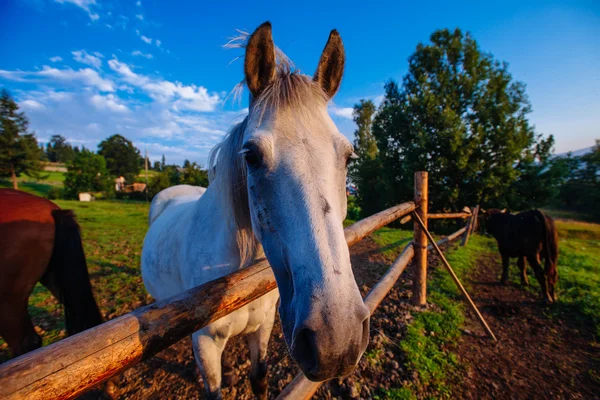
[428,212,471,219]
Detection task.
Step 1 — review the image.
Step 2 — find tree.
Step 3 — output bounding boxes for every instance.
[357,29,551,213]
[0,90,44,189]
[349,99,388,217]
[64,150,112,199]
[98,134,141,183]
[45,135,75,163]
[553,140,600,219]
[352,100,378,161]
[181,159,209,187]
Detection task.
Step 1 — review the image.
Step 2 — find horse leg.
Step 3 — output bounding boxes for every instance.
[527,254,552,304]
[500,252,510,285]
[545,256,559,302]
[191,330,228,400]
[247,315,275,400]
[518,256,529,286]
[0,298,42,357]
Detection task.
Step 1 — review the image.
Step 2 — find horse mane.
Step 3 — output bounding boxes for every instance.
[209,32,330,268]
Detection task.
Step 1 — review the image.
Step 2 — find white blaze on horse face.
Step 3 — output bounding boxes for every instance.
[243,105,370,381]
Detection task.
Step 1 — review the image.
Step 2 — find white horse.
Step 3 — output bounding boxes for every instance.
[141,22,369,399]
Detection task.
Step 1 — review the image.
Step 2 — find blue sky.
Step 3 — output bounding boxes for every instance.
[1,0,598,165]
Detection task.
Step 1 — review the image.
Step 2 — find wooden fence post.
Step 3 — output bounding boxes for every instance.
[462,205,479,246]
[412,171,428,305]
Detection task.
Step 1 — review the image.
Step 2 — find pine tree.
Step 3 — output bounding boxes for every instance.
[0,90,43,189]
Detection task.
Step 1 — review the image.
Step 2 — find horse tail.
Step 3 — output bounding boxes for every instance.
[534,209,559,285]
[48,209,103,335]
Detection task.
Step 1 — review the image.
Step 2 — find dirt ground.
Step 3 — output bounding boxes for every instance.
[449,254,600,400]
[78,237,600,400]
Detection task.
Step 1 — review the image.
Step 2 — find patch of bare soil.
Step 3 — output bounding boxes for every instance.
[450,253,600,399]
[80,237,425,400]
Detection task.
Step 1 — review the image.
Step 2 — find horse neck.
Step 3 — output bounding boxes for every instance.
[195,174,260,270]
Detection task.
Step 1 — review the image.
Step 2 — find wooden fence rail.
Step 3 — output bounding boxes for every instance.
[428,212,471,219]
[0,202,417,400]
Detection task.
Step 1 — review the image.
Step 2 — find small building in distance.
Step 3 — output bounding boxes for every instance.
[78,192,93,202]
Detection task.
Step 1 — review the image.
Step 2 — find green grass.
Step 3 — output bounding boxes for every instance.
[21,170,66,183]
[388,237,495,399]
[371,227,414,259]
[544,220,600,337]
[543,208,599,224]
[0,180,55,197]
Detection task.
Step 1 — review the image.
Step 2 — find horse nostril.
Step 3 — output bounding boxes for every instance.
[359,316,370,357]
[292,328,318,373]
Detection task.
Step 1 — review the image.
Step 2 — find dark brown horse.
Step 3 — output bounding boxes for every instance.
[0,189,102,357]
[484,208,559,303]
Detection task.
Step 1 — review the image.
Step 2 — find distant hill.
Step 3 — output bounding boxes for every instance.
[556,146,593,158]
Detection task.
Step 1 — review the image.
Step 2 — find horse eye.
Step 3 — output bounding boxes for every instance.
[242,147,262,167]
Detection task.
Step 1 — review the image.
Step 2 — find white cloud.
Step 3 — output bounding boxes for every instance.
[38,66,114,91]
[49,56,62,62]
[108,58,220,112]
[72,50,102,69]
[331,106,354,120]
[54,0,99,21]
[107,59,149,86]
[0,66,114,92]
[155,40,162,47]
[132,50,153,59]
[90,94,129,113]
[141,35,152,44]
[20,100,46,110]
[136,0,141,6]
[136,14,144,20]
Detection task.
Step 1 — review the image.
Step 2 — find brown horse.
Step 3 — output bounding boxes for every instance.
[484,208,559,303]
[0,189,102,357]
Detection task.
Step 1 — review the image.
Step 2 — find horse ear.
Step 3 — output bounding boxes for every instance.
[314,30,345,98]
[245,21,277,99]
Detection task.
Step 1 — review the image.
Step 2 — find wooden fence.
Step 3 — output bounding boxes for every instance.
[0,171,481,400]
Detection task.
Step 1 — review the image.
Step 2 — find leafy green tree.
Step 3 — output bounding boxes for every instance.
[0,90,44,189]
[349,99,389,217]
[63,150,112,199]
[352,100,378,161]
[359,29,551,212]
[554,140,600,219]
[181,159,209,187]
[98,134,141,182]
[148,171,172,198]
[45,135,75,163]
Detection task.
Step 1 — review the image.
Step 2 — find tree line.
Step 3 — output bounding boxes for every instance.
[0,89,209,200]
[349,28,599,220]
